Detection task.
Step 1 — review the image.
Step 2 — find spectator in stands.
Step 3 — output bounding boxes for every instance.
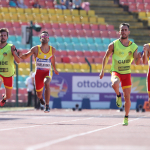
[17,0,28,8]
[25,72,34,107]
[66,0,72,9]
[31,0,42,8]
[54,0,67,9]
[72,0,83,10]
[9,0,17,7]
[82,2,90,12]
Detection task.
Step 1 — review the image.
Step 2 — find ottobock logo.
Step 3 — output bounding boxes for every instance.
[50,76,68,98]
[72,76,115,93]
[77,80,112,88]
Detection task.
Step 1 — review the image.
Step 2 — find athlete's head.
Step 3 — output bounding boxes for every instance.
[119,23,130,39]
[0,28,9,43]
[40,31,49,44]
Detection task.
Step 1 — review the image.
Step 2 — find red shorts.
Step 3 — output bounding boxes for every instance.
[0,75,13,89]
[35,69,52,92]
[147,70,150,93]
[111,72,131,89]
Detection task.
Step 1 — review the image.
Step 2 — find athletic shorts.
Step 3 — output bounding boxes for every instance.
[0,75,13,89]
[35,69,52,92]
[111,72,132,89]
[147,70,150,93]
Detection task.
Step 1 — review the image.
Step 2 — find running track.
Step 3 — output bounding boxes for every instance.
[0,109,150,150]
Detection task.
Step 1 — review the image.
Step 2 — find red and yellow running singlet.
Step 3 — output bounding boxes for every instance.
[34,45,53,92]
[35,45,53,71]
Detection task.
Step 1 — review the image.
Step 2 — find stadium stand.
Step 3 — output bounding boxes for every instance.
[117,0,150,44]
[0,0,149,105]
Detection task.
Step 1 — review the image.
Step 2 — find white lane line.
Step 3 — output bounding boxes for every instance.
[26,118,140,150]
[0,117,93,131]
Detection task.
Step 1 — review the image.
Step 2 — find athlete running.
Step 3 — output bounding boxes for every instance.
[20,31,59,113]
[99,23,142,125]
[142,43,150,106]
[0,28,21,107]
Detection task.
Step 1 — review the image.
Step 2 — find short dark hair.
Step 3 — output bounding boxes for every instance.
[119,23,130,29]
[40,31,49,36]
[0,28,9,37]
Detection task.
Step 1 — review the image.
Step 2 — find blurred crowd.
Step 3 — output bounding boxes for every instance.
[9,0,90,11]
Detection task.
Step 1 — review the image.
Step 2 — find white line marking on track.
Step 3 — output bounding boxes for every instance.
[26,118,140,150]
[0,117,93,131]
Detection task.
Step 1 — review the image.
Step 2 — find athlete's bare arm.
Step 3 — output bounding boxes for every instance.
[143,44,149,64]
[99,43,114,79]
[133,49,141,65]
[51,47,59,75]
[11,45,21,63]
[20,46,38,60]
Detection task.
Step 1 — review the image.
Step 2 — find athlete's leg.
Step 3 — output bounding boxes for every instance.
[36,90,43,100]
[0,87,12,107]
[111,72,121,95]
[34,70,45,106]
[0,76,13,106]
[0,76,2,88]
[111,72,122,107]
[36,90,45,106]
[4,87,12,100]
[148,93,150,106]
[123,87,131,116]
[147,71,150,105]
[121,74,132,126]
[44,77,51,105]
[112,76,120,95]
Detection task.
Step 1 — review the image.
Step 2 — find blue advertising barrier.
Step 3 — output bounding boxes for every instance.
[43,72,148,109]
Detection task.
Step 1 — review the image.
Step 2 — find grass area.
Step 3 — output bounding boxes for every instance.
[0,107,34,112]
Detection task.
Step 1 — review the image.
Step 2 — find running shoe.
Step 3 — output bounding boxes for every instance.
[116,94,122,107]
[39,98,45,105]
[0,94,6,107]
[44,105,50,113]
[123,117,128,126]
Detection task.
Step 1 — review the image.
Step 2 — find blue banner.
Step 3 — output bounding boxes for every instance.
[43,72,148,109]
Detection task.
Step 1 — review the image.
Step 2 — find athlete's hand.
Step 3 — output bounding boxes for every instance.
[17,50,22,57]
[54,69,59,75]
[143,44,149,52]
[137,52,142,59]
[148,98,150,107]
[99,70,104,79]
[11,45,16,55]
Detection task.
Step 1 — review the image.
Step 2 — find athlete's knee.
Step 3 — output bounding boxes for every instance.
[124,94,130,102]
[44,80,50,88]
[124,100,131,107]
[112,80,119,89]
[36,92,42,99]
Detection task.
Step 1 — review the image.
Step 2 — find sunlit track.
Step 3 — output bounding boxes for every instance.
[0,109,150,150]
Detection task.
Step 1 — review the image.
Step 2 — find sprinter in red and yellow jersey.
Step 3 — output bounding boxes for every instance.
[142,43,150,106]
[0,28,21,107]
[20,31,59,113]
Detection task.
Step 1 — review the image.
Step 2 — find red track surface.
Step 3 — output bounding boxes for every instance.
[0,109,150,150]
